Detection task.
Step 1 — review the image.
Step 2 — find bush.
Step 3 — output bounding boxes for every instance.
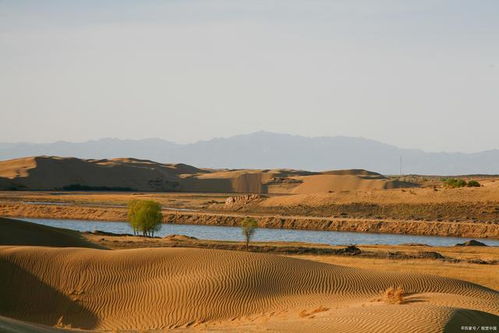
[383,286,405,304]
[467,180,481,187]
[443,178,467,188]
[128,200,163,237]
[62,184,134,191]
[241,217,258,250]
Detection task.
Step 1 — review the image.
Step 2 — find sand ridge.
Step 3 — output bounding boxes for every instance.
[1,246,497,331]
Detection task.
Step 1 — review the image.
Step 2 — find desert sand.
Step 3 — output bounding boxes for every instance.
[2,246,498,332]
[84,231,499,290]
[1,219,498,332]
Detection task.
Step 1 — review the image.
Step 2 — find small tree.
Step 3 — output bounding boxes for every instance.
[241,217,258,250]
[128,200,140,235]
[127,200,163,237]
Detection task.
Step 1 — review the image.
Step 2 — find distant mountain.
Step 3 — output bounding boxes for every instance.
[1,131,497,175]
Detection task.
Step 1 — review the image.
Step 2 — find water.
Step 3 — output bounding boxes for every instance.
[18,217,499,247]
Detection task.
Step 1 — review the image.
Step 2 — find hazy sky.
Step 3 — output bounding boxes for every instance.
[1,0,498,152]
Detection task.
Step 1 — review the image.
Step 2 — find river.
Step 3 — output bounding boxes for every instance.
[19,217,499,247]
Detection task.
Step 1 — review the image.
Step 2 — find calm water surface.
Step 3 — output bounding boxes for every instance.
[18,217,499,247]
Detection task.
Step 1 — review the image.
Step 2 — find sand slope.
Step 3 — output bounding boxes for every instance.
[0,246,497,332]
[0,218,103,249]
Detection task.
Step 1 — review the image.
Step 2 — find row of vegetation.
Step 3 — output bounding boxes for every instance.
[127,200,258,247]
[7,184,136,191]
[442,178,480,188]
[62,184,135,191]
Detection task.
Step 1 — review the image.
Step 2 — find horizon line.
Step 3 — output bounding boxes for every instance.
[1,131,498,155]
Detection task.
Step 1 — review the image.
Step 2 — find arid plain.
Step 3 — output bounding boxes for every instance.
[0,156,498,332]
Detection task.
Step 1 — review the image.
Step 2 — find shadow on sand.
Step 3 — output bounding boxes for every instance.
[0,260,99,330]
[444,308,499,333]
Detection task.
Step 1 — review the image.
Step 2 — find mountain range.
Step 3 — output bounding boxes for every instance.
[1,131,497,175]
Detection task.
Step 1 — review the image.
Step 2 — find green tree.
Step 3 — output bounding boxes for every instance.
[127,200,163,237]
[128,200,141,235]
[241,217,258,250]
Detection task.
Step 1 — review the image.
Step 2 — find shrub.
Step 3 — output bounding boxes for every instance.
[62,184,134,191]
[241,217,258,250]
[128,200,163,237]
[299,306,329,318]
[383,286,405,304]
[443,178,467,188]
[467,180,481,187]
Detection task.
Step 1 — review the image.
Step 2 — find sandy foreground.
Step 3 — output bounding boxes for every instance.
[1,219,498,332]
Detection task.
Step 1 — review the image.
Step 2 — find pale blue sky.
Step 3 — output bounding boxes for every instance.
[1,0,498,152]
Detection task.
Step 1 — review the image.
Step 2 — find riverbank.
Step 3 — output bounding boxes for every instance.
[1,202,498,239]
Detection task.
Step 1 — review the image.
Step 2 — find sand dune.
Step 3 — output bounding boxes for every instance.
[0,156,196,192]
[291,174,390,193]
[0,217,103,249]
[0,156,416,193]
[1,246,497,331]
[289,169,420,193]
